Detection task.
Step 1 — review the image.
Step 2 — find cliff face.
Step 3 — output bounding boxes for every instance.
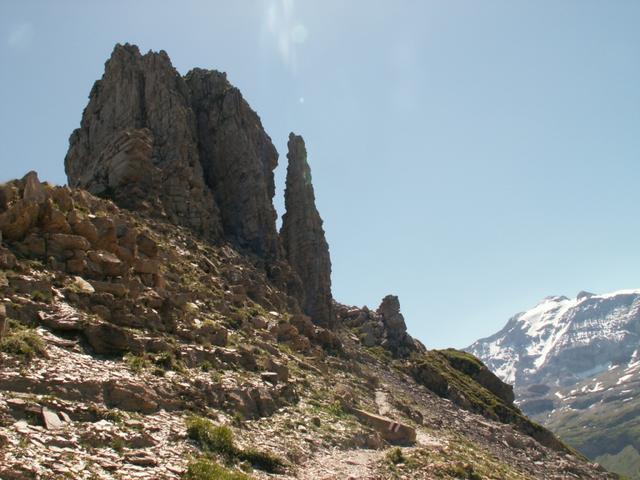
[65,44,280,258]
[186,69,280,258]
[280,133,333,327]
[65,44,221,239]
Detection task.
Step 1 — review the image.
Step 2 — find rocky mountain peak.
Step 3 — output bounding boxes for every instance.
[577,290,595,300]
[65,43,280,258]
[468,289,640,477]
[280,133,333,327]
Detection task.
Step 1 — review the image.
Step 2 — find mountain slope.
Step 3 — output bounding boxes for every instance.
[468,290,640,478]
[0,44,614,479]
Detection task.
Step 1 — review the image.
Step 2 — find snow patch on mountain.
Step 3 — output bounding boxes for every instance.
[467,289,640,387]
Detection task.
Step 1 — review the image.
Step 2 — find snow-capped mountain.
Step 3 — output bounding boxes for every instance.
[468,289,640,388]
[467,289,640,478]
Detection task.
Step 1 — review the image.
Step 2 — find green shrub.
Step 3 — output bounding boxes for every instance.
[448,462,483,480]
[31,290,52,303]
[184,457,250,480]
[326,400,348,418]
[152,351,185,372]
[185,417,284,473]
[386,447,405,464]
[0,327,46,360]
[187,417,235,455]
[238,448,285,472]
[125,353,150,373]
[200,361,213,372]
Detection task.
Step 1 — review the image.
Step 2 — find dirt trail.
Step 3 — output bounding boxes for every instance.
[289,388,444,479]
[295,448,385,480]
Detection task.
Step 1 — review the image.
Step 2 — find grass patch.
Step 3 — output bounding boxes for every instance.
[386,447,405,464]
[30,290,53,303]
[152,351,185,373]
[125,353,151,373]
[237,448,283,473]
[381,431,528,480]
[186,416,284,473]
[408,350,567,452]
[184,457,251,480]
[187,417,235,455]
[0,323,46,360]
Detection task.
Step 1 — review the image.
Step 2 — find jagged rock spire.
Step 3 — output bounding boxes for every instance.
[65,43,280,258]
[280,133,333,327]
[65,44,221,239]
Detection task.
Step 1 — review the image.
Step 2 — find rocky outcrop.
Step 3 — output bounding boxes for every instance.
[65,44,280,258]
[65,44,221,239]
[186,69,280,258]
[280,133,333,327]
[337,296,425,358]
[377,295,422,358]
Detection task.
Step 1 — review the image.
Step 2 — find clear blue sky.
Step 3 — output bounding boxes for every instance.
[1,1,639,349]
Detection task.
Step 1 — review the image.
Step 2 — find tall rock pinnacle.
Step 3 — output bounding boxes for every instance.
[280,133,333,327]
[65,44,280,258]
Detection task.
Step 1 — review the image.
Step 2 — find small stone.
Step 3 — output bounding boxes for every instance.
[59,411,72,423]
[41,407,64,430]
[261,372,279,385]
[70,276,95,294]
[125,451,158,467]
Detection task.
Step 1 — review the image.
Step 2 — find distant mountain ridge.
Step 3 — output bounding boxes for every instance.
[468,289,640,479]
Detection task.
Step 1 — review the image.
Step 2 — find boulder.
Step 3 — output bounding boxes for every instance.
[70,218,98,244]
[48,233,91,253]
[37,310,86,331]
[0,247,17,269]
[40,201,71,234]
[70,276,95,294]
[136,233,158,258]
[83,322,142,354]
[261,371,279,385]
[0,199,40,241]
[104,379,158,413]
[351,408,416,445]
[263,357,289,383]
[41,407,64,430]
[88,250,126,276]
[196,322,228,346]
[133,258,159,275]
